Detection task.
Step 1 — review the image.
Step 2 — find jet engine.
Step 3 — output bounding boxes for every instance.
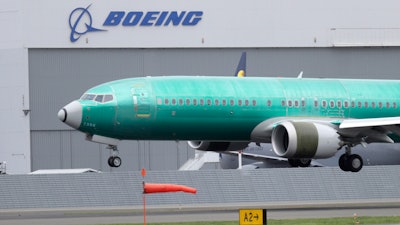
[271,121,340,159]
[188,141,249,151]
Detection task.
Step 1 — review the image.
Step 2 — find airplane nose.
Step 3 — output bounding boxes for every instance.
[57,108,67,122]
[58,101,82,129]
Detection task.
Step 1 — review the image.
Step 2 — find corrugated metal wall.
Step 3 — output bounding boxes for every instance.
[28,48,400,171]
[1,166,400,209]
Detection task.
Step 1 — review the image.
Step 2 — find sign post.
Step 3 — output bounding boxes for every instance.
[141,168,147,225]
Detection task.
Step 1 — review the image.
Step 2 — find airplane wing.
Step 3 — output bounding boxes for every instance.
[339,117,400,129]
[222,151,323,168]
[226,150,288,162]
[337,116,400,145]
[251,116,400,149]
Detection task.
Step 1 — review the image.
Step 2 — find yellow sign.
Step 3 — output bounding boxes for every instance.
[239,209,267,225]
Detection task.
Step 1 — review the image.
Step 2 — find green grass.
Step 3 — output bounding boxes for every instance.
[101,216,400,225]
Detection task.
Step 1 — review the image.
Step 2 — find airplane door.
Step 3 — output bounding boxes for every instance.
[132,87,151,118]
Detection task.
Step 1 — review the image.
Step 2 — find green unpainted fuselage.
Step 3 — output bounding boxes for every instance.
[77,76,400,141]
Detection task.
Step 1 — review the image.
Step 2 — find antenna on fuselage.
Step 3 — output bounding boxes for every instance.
[297,71,304,79]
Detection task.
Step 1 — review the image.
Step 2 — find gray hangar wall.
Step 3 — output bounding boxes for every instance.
[29,48,400,172]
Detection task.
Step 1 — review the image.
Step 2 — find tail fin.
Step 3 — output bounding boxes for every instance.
[234,52,246,77]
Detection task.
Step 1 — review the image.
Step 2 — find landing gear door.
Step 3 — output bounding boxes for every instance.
[132,87,151,118]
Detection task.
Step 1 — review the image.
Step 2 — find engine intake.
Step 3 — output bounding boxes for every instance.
[271,121,340,159]
[188,141,249,151]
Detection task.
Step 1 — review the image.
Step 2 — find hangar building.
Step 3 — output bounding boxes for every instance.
[1,0,400,173]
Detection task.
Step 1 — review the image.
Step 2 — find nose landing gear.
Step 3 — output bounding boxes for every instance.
[107,145,122,168]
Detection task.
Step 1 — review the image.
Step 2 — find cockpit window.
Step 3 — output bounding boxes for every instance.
[81,94,96,101]
[104,95,114,102]
[81,94,114,103]
[95,95,104,103]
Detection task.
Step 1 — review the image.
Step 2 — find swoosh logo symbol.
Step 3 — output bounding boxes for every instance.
[69,4,106,42]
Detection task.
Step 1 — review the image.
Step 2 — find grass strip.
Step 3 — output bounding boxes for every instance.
[100,216,400,225]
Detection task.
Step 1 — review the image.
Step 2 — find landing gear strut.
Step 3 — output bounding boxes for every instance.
[288,158,311,167]
[338,146,363,172]
[107,145,122,168]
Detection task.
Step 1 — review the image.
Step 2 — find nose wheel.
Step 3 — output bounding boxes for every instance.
[107,145,122,168]
[108,156,122,167]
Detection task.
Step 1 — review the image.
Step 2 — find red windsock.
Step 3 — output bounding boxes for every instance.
[143,182,197,194]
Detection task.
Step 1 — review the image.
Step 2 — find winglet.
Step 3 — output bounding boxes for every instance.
[235,52,246,78]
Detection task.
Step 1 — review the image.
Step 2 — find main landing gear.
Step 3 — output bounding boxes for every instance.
[338,146,363,172]
[107,145,122,168]
[288,158,312,167]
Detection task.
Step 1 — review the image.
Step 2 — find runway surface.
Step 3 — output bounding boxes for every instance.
[1,205,400,225]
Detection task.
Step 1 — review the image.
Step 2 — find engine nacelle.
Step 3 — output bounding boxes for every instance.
[271,121,340,159]
[188,141,249,151]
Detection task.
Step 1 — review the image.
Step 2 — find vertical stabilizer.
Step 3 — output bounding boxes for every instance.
[234,52,246,77]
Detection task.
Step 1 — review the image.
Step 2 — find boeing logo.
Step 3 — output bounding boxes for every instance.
[69,5,203,43]
[103,11,203,26]
[69,4,106,43]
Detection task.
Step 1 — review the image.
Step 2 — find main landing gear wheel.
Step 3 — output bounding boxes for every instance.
[288,158,312,167]
[108,156,122,168]
[339,153,363,172]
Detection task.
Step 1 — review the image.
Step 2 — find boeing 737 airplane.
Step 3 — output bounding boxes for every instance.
[218,52,400,170]
[58,59,400,172]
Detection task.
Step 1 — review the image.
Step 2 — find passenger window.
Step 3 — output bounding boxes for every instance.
[172,99,176,105]
[394,102,397,109]
[222,99,227,106]
[186,99,190,105]
[351,101,355,108]
[344,101,349,108]
[357,102,362,108]
[386,102,390,108]
[252,100,257,106]
[215,99,220,106]
[337,101,342,108]
[288,100,293,107]
[179,99,183,105]
[193,99,198,106]
[294,100,299,107]
[157,98,162,105]
[245,100,249,106]
[267,100,272,107]
[301,99,305,107]
[281,100,286,107]
[322,100,327,108]
[371,102,376,108]
[165,99,169,105]
[329,100,334,108]
[207,99,212,106]
[314,100,318,107]
[238,100,243,106]
[364,102,368,108]
[230,99,234,106]
[378,102,383,108]
[200,99,204,106]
